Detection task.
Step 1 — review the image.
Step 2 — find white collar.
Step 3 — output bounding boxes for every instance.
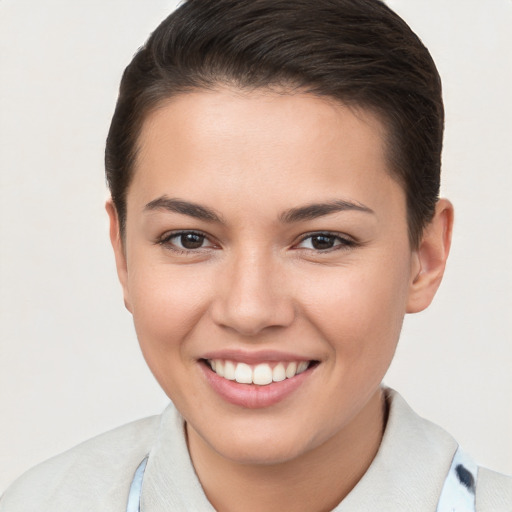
[138,388,461,511]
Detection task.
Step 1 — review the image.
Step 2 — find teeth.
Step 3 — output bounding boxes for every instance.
[297,361,308,374]
[215,360,224,377]
[253,364,273,385]
[208,359,311,386]
[272,363,286,382]
[285,362,297,378]
[235,363,252,384]
[224,361,236,380]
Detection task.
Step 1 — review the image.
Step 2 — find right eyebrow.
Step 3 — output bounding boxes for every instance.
[279,199,374,224]
[144,196,224,223]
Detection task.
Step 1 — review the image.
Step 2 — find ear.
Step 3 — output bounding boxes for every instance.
[406,198,454,313]
[105,199,132,313]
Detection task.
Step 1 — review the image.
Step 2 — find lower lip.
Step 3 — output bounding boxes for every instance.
[200,362,314,409]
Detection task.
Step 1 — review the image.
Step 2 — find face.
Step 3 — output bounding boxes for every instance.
[109,88,443,465]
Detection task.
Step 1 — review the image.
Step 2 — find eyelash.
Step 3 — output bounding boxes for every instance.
[157,230,216,255]
[294,232,357,253]
[157,230,356,255]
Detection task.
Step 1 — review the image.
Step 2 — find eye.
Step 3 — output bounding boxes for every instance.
[158,231,215,252]
[296,232,355,251]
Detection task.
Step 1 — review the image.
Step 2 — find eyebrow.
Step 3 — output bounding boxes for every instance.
[279,200,374,223]
[144,196,374,224]
[144,196,224,223]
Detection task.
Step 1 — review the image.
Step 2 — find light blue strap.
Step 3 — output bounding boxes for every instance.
[436,446,478,512]
[126,456,148,512]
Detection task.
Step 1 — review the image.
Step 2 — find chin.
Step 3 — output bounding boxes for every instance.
[220,440,311,466]
[191,418,326,467]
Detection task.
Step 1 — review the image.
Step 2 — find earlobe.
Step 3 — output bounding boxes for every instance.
[105,199,132,313]
[406,199,454,313]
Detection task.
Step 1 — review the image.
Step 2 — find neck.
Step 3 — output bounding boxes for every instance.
[187,388,387,512]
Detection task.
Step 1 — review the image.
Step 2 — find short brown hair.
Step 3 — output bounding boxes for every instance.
[105,0,443,247]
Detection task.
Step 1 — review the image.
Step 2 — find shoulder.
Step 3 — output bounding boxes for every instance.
[0,414,161,512]
[476,466,512,511]
[372,388,512,510]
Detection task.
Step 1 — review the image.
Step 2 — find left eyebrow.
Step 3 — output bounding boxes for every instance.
[279,200,374,223]
[144,196,224,223]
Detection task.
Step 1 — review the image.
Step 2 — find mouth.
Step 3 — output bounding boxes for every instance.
[203,358,318,386]
[198,351,320,408]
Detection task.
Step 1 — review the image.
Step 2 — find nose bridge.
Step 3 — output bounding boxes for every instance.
[212,245,294,336]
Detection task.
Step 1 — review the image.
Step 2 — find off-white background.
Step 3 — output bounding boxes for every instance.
[1,0,511,493]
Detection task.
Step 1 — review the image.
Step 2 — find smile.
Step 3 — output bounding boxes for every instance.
[206,359,312,386]
[200,354,320,408]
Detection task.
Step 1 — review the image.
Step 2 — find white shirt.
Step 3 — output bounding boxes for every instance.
[1,388,511,511]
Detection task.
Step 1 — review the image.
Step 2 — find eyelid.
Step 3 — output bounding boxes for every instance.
[157,229,218,252]
[293,231,357,251]
[155,229,356,254]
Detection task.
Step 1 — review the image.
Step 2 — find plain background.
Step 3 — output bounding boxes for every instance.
[1,0,511,494]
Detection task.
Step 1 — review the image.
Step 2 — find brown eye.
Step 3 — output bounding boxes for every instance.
[310,234,337,250]
[159,231,213,252]
[178,233,206,249]
[296,232,355,252]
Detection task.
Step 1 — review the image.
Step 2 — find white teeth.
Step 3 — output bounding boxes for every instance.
[297,361,309,374]
[272,363,286,382]
[224,361,236,380]
[208,359,312,386]
[253,364,273,385]
[235,363,252,384]
[215,360,224,377]
[285,362,297,378]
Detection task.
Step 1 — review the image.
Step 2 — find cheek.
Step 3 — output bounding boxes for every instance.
[297,257,411,364]
[127,261,212,371]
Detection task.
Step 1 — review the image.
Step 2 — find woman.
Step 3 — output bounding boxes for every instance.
[1,1,511,510]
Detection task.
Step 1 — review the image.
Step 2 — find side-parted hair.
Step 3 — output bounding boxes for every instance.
[105,0,443,248]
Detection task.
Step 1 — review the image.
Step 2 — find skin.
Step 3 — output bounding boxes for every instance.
[107,88,453,512]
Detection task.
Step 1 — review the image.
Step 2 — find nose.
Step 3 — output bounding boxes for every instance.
[210,249,295,337]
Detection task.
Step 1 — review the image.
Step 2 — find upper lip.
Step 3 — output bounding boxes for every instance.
[200,349,317,365]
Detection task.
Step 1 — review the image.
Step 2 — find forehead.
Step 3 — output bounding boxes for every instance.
[129,88,403,219]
